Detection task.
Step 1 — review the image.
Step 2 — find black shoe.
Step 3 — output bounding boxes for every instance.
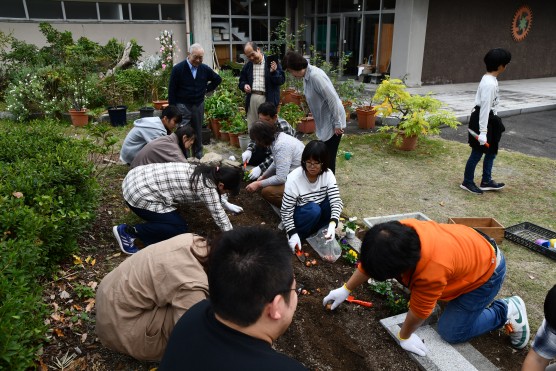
[480,180,505,191]
[460,182,483,195]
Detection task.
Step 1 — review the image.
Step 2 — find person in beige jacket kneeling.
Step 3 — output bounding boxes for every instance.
[95,233,209,361]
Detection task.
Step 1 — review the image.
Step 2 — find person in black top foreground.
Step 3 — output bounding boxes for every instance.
[159,227,307,370]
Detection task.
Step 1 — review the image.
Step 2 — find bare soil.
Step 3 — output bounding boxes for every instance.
[39,168,529,370]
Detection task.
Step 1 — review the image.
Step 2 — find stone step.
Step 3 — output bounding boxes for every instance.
[380,312,499,371]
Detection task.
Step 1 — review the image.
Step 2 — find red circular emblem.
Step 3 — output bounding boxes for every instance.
[512,5,533,42]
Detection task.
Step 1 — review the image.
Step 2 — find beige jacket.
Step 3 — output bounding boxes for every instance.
[96,234,209,361]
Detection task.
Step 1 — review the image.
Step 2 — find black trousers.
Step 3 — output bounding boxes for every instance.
[177,102,204,159]
[324,133,342,174]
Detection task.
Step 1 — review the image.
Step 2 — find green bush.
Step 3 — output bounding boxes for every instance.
[0,120,99,369]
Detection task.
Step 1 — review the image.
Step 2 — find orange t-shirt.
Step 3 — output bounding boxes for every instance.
[399,219,496,319]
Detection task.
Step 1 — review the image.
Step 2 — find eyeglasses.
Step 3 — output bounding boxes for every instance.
[303,161,322,168]
[269,283,302,302]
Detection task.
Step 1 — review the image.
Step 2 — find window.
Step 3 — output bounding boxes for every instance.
[26,0,63,19]
[65,1,98,20]
[98,2,121,20]
[0,0,26,18]
[130,3,159,21]
[251,18,268,42]
[251,0,268,16]
[270,0,286,16]
[231,19,249,41]
[161,4,184,20]
[365,0,381,11]
[211,0,228,15]
[122,3,130,20]
[231,1,248,15]
[330,0,358,13]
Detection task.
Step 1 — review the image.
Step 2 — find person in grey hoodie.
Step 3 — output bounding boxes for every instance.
[120,105,182,165]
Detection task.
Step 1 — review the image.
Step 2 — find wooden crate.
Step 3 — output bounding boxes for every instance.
[447,217,505,244]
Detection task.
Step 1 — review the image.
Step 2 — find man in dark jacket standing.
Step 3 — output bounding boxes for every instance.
[239,42,285,164]
[169,43,222,159]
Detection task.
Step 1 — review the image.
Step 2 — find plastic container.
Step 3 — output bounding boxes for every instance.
[306,226,342,263]
[363,212,431,229]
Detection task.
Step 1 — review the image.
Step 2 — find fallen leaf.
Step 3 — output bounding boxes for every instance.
[51,313,61,321]
[73,304,82,311]
[52,302,59,312]
[85,256,92,264]
[60,290,71,299]
[439,201,445,206]
[90,258,96,266]
[12,191,23,198]
[53,328,64,337]
[85,299,95,312]
[81,333,88,343]
[529,275,535,280]
[72,255,82,265]
[87,281,98,290]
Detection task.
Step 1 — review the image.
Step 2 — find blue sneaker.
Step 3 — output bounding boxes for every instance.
[112,224,139,255]
[503,296,530,349]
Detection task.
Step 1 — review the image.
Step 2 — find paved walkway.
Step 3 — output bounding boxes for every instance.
[360,76,556,123]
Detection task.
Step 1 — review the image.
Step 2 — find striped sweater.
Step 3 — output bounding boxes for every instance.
[281,166,343,237]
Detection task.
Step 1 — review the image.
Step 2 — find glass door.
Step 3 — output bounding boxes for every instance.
[342,15,361,75]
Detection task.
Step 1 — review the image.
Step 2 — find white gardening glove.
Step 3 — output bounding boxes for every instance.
[248,166,262,180]
[322,284,350,310]
[398,332,429,356]
[478,132,487,145]
[242,150,252,163]
[288,233,301,253]
[221,194,243,214]
[324,221,336,240]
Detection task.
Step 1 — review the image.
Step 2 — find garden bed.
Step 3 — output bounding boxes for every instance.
[39,168,529,370]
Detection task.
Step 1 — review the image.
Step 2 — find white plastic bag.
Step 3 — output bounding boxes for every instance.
[306,226,342,263]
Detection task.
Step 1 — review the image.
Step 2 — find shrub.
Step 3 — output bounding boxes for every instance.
[0,119,99,369]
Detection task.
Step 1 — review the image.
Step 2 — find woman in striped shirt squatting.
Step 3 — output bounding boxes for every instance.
[281,140,343,253]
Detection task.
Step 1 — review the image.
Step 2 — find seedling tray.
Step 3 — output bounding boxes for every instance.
[504,222,556,261]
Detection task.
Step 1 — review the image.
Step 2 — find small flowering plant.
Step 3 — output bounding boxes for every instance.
[341,216,359,233]
[155,29,179,70]
[339,238,359,265]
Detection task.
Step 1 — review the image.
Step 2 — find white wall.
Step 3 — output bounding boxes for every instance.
[390,0,429,87]
[0,21,187,63]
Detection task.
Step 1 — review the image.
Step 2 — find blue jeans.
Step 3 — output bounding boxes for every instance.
[128,203,188,246]
[463,147,496,185]
[437,253,508,343]
[293,198,331,239]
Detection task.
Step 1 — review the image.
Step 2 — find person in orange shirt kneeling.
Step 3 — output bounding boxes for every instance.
[323,219,530,356]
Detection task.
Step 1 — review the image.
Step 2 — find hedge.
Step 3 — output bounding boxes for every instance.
[0,120,99,369]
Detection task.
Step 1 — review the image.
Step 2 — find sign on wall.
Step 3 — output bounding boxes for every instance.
[511,5,533,42]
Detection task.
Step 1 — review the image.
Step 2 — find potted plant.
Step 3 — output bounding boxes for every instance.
[373,77,460,150]
[336,78,365,122]
[355,103,377,130]
[298,98,316,134]
[279,102,305,132]
[67,79,90,127]
[228,113,248,148]
[211,91,236,139]
[100,74,132,127]
[342,217,359,239]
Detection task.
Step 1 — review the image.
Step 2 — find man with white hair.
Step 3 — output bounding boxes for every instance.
[169,43,222,159]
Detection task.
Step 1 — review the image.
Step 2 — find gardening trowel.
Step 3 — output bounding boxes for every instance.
[346,295,373,308]
[467,128,490,148]
[295,244,306,263]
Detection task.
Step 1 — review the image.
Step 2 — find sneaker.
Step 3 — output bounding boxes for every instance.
[480,180,505,191]
[460,182,483,195]
[112,224,139,255]
[503,296,530,349]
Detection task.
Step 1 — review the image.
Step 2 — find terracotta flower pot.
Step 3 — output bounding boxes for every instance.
[396,132,418,151]
[220,131,230,142]
[356,106,376,129]
[229,132,240,148]
[68,109,89,127]
[297,116,316,134]
[152,100,168,110]
[210,119,221,139]
[343,101,353,122]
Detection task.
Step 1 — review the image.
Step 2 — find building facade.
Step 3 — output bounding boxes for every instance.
[1,0,554,86]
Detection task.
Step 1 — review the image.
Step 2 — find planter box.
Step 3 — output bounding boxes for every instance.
[363,212,431,229]
[505,222,556,261]
[447,217,505,244]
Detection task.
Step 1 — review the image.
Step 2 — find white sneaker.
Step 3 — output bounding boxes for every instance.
[503,296,530,349]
